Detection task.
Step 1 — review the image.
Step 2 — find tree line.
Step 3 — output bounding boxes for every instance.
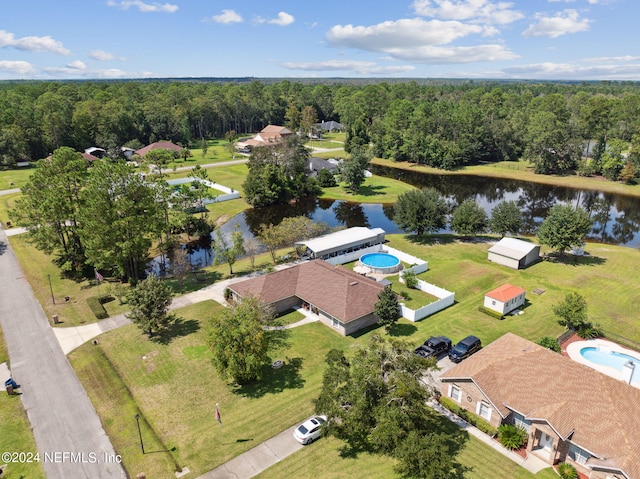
[4,79,640,181]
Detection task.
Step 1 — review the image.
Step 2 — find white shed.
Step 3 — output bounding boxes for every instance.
[488,237,540,269]
[484,284,526,315]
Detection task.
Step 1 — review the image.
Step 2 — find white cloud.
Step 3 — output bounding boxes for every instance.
[106,0,178,13]
[522,9,592,38]
[269,12,295,26]
[89,50,125,61]
[326,18,517,63]
[502,58,640,80]
[208,9,243,24]
[0,30,70,55]
[255,11,295,26]
[412,0,524,24]
[0,60,37,75]
[282,59,415,75]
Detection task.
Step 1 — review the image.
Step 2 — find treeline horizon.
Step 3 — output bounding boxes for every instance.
[2,78,640,180]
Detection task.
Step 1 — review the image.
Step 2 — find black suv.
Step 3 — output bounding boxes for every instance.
[448,335,482,363]
[414,336,452,359]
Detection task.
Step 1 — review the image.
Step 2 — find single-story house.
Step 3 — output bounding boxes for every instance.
[440,333,640,479]
[236,125,293,151]
[227,259,384,336]
[488,237,541,269]
[313,120,345,132]
[135,141,183,157]
[295,227,386,262]
[306,157,338,177]
[484,283,526,315]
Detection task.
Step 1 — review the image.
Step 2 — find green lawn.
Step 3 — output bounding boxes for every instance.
[320,175,416,203]
[0,191,20,227]
[0,164,37,190]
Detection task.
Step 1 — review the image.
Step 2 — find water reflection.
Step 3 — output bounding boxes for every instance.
[217,166,640,248]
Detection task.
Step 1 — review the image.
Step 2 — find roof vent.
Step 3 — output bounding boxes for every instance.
[350,281,358,286]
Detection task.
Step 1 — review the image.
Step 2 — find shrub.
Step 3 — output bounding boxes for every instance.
[536,336,561,352]
[439,397,498,437]
[402,269,418,289]
[497,424,528,450]
[557,462,578,479]
[87,296,108,320]
[577,322,604,339]
[478,306,504,320]
[223,287,233,302]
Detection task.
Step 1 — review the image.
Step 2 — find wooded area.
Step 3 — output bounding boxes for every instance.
[3,79,640,179]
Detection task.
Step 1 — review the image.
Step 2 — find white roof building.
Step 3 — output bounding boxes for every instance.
[296,227,386,261]
[488,237,541,270]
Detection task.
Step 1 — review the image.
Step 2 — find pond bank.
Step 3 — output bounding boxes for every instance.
[371,158,640,198]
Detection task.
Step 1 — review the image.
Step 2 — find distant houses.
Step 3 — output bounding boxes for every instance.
[488,237,541,269]
[135,141,183,158]
[236,125,293,152]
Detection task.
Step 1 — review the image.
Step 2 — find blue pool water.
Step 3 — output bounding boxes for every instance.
[360,253,400,268]
[580,347,640,374]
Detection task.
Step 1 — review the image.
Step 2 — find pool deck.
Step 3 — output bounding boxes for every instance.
[566,338,640,389]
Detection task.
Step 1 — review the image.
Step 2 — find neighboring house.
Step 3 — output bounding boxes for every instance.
[235,125,293,151]
[306,157,338,177]
[227,259,384,336]
[135,141,182,157]
[313,120,345,132]
[84,147,106,159]
[440,333,640,479]
[81,152,100,163]
[488,237,541,269]
[295,227,386,263]
[484,283,526,315]
[121,147,136,160]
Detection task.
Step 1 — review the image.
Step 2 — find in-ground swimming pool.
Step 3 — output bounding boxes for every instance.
[580,347,640,385]
[359,252,402,274]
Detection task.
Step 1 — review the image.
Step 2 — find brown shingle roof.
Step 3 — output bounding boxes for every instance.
[229,259,384,323]
[135,141,182,157]
[441,333,640,477]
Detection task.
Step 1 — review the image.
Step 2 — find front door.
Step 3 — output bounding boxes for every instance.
[539,432,554,450]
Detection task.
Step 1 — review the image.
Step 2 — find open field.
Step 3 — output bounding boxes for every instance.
[371,157,640,198]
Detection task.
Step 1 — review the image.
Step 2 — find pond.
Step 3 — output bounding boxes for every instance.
[219,165,640,248]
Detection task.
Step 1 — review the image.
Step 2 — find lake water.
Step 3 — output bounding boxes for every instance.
[221,165,640,247]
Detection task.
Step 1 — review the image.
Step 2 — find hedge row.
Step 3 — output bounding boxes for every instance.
[478,306,504,320]
[439,396,498,437]
[87,296,108,320]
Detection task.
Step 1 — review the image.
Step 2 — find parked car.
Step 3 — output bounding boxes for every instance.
[448,335,482,363]
[293,415,327,445]
[414,336,452,359]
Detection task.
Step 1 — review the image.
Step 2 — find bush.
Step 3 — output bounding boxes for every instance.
[317,168,337,187]
[557,462,578,479]
[87,296,108,320]
[536,336,561,352]
[478,306,504,320]
[439,397,498,437]
[402,269,418,289]
[223,287,233,302]
[497,424,528,450]
[577,322,604,339]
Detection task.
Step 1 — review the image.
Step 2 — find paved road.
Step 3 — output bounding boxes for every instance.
[0,228,126,479]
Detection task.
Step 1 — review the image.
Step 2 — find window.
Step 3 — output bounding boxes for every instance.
[568,444,590,465]
[450,385,461,402]
[477,401,492,421]
[491,300,496,306]
[512,412,531,431]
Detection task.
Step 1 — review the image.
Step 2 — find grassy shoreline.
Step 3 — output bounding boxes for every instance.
[371,157,640,197]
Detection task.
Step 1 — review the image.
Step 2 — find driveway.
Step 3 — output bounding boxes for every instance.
[0,228,126,479]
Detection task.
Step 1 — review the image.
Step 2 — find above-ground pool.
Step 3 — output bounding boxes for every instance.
[579,346,640,386]
[359,252,402,274]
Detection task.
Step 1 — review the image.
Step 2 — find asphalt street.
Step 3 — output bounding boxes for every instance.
[0,228,126,479]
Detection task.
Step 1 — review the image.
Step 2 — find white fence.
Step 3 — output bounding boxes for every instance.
[385,246,428,274]
[167,177,241,203]
[399,278,455,322]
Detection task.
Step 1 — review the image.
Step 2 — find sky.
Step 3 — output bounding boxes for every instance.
[1,0,639,81]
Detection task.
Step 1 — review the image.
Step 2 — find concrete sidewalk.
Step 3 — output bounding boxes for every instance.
[430,401,550,474]
[196,425,304,479]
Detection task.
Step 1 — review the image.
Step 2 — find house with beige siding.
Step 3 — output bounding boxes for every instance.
[227,259,384,336]
[440,333,640,479]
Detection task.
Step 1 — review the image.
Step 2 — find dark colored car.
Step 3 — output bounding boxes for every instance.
[414,336,452,359]
[448,335,482,363]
